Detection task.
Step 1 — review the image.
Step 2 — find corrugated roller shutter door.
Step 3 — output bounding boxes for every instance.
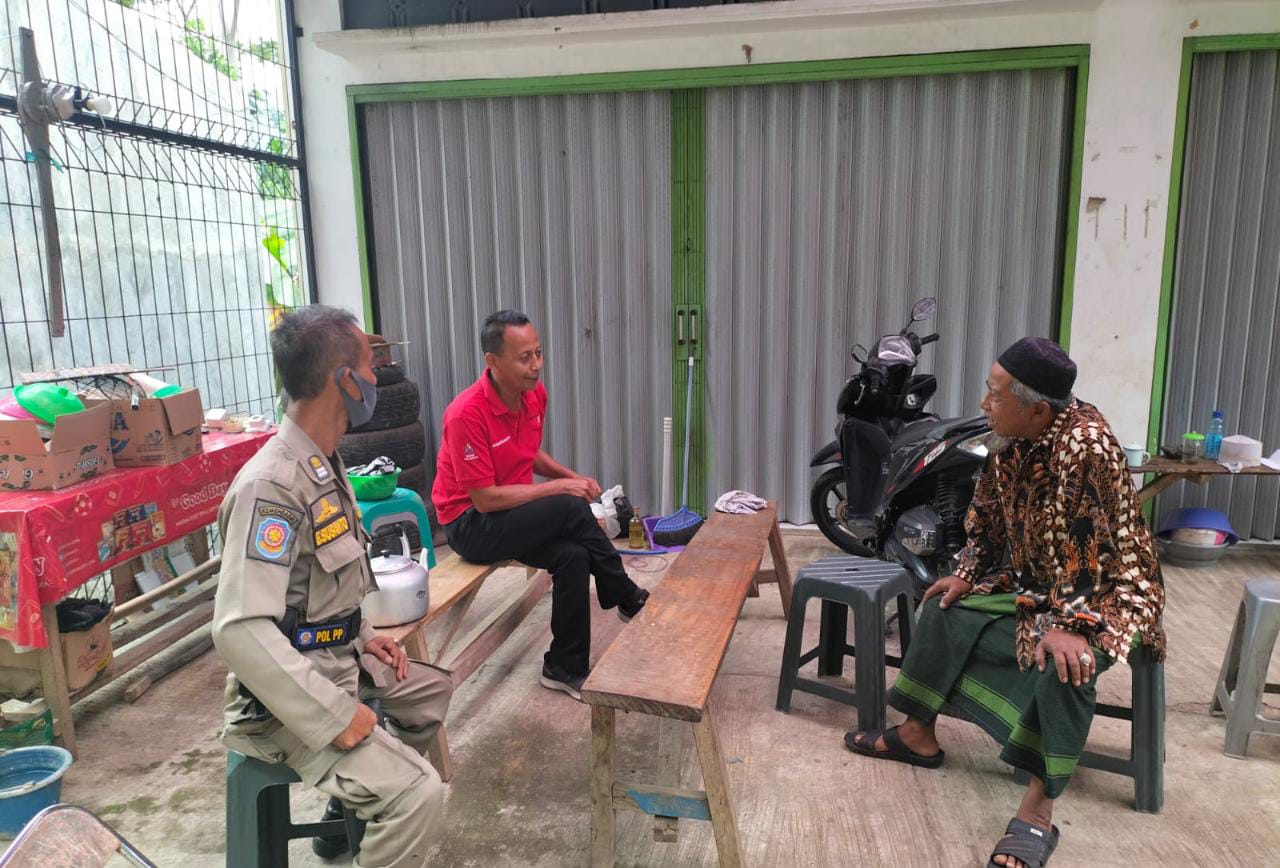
[1159,49,1280,541]
[363,92,673,516]
[704,69,1075,523]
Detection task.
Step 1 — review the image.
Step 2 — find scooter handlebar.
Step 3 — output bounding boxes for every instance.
[920,333,940,345]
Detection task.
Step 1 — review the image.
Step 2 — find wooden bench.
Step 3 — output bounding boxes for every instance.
[382,553,551,780]
[580,503,792,868]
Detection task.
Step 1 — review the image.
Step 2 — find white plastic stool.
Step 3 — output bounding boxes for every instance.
[1211,578,1280,758]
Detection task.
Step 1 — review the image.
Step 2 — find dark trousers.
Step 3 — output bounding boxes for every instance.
[444,494,640,676]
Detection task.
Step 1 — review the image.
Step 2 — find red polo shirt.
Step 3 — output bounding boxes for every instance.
[432,372,548,526]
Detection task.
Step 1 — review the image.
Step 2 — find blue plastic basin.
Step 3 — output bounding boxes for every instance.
[0,746,73,838]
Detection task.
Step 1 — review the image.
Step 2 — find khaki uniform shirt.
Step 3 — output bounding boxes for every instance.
[212,416,380,753]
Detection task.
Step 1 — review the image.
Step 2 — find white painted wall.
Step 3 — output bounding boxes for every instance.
[293,0,1280,446]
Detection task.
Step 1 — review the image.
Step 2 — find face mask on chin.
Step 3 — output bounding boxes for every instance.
[335,366,378,430]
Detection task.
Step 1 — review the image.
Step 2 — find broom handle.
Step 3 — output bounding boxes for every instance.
[681,356,694,505]
[660,417,674,516]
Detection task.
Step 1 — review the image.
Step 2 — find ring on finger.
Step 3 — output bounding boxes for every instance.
[1078,653,1093,666]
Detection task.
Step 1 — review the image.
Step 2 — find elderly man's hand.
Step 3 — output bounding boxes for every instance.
[1035,629,1095,687]
[920,574,972,609]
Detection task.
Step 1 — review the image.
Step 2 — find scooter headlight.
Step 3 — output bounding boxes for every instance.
[956,433,989,459]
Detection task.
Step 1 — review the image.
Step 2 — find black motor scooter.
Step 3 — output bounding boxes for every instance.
[809,297,992,594]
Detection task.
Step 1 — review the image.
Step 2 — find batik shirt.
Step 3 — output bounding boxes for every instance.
[954,400,1165,670]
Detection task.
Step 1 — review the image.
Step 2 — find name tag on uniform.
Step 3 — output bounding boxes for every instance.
[310,493,352,548]
[314,514,351,548]
[293,622,350,650]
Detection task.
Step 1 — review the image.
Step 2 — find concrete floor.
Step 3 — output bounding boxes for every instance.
[56,532,1280,867]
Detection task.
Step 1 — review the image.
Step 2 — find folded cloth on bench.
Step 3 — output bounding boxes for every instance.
[714,490,767,515]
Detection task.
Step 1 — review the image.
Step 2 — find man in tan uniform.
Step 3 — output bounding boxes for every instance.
[213,305,452,868]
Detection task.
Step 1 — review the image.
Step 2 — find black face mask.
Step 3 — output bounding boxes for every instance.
[335,367,377,428]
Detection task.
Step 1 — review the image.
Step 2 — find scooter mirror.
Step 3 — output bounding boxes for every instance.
[851,343,868,363]
[911,297,938,322]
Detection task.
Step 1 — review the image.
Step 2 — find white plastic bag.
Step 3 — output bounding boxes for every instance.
[590,502,613,536]
[596,484,626,538]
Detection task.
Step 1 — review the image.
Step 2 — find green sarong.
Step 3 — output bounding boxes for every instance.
[887,595,1110,799]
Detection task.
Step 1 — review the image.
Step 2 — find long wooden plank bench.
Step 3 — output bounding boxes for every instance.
[381,553,551,780]
[580,503,792,868]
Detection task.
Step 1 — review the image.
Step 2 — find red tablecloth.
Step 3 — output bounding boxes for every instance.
[0,431,272,648]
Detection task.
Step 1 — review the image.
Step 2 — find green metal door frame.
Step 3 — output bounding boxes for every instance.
[346,45,1091,513]
[1146,33,1280,457]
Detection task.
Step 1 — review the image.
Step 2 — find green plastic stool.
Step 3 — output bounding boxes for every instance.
[225,751,362,867]
[941,596,1165,813]
[357,487,436,569]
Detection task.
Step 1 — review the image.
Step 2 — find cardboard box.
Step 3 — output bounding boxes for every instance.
[0,403,114,491]
[88,389,205,467]
[60,613,113,692]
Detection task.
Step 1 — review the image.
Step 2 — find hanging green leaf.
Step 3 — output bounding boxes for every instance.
[263,229,294,277]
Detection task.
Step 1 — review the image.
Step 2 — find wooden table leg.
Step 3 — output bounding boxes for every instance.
[768,520,793,619]
[591,706,617,868]
[443,570,552,685]
[110,559,141,607]
[1136,473,1180,505]
[692,711,743,868]
[186,528,211,565]
[655,716,683,841]
[431,585,481,662]
[426,724,454,783]
[39,603,77,758]
[403,628,431,663]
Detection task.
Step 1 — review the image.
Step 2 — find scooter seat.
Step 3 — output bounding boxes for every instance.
[891,417,942,450]
[891,415,986,451]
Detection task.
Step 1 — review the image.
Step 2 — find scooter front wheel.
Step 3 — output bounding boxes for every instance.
[810,467,876,557]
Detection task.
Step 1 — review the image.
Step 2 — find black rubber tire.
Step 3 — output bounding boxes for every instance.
[397,462,428,499]
[374,364,405,386]
[350,379,420,433]
[391,463,436,552]
[339,421,426,471]
[810,467,877,557]
[370,520,423,557]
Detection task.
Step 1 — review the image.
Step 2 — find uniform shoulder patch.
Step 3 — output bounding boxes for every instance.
[306,455,331,483]
[245,498,301,566]
[256,499,302,526]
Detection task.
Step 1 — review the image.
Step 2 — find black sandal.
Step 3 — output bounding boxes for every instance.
[986,818,1060,868]
[842,726,945,769]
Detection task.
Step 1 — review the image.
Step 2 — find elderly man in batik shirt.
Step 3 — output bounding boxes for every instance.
[845,337,1164,868]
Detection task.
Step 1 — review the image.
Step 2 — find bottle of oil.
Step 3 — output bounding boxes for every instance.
[628,513,645,549]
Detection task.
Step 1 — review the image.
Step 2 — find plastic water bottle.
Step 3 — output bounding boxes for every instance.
[1204,410,1225,460]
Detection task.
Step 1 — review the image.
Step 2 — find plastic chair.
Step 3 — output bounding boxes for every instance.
[1212,578,1280,758]
[0,804,156,867]
[776,555,914,731]
[224,751,362,868]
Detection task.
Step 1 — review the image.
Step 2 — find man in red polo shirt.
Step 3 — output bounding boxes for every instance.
[432,310,649,699]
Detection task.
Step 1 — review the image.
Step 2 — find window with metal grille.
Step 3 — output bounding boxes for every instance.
[1,0,311,417]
